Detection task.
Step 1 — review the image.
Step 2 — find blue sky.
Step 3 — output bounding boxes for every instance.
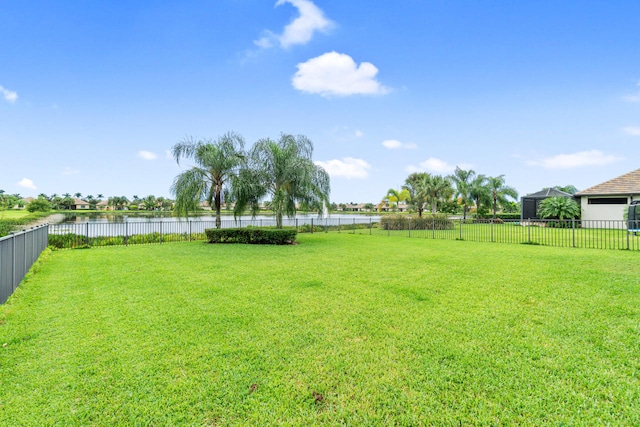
[1,0,639,203]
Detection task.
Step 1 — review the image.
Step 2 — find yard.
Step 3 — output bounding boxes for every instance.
[1,234,639,425]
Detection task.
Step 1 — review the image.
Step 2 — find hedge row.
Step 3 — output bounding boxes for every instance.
[380,214,454,230]
[205,227,297,244]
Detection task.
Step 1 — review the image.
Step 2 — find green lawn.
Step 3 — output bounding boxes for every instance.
[361,222,640,251]
[1,234,639,425]
[0,210,33,221]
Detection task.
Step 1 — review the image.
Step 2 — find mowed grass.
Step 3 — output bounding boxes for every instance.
[0,210,31,219]
[1,234,639,425]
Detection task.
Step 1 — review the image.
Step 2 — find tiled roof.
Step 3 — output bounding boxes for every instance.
[524,188,573,198]
[575,168,640,196]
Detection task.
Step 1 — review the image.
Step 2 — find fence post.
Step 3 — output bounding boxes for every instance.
[295,218,298,231]
[338,218,341,233]
[353,218,356,234]
[408,217,411,238]
[311,218,314,234]
[11,233,16,292]
[459,219,463,240]
[572,218,575,248]
[370,217,372,235]
[189,220,192,241]
[160,221,163,244]
[432,216,435,239]
[125,222,128,246]
[528,219,531,243]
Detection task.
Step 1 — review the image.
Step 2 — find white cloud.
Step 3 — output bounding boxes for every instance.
[382,139,417,150]
[17,178,36,190]
[255,0,333,49]
[138,150,157,160]
[292,51,390,97]
[406,158,473,174]
[622,126,640,136]
[315,157,371,179]
[354,129,364,138]
[526,150,622,169]
[0,85,18,103]
[62,167,80,176]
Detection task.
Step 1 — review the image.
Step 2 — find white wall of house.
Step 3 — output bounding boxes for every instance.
[580,195,636,228]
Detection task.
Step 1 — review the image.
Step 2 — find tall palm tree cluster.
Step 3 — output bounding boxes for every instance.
[171,132,330,229]
[384,167,518,219]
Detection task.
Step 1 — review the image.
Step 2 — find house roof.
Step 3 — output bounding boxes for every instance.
[575,168,640,196]
[73,198,89,205]
[523,188,573,199]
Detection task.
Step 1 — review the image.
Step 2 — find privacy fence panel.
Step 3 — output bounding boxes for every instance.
[0,225,49,304]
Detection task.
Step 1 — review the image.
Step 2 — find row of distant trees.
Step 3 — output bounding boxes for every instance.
[383,168,519,219]
[21,193,174,212]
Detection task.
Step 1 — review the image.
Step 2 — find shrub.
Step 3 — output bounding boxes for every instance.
[26,198,51,213]
[379,214,454,230]
[205,228,297,245]
[538,197,580,220]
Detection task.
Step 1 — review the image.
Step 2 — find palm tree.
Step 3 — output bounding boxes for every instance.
[143,195,157,211]
[403,173,429,217]
[487,175,518,219]
[74,192,82,199]
[451,167,476,220]
[470,174,490,218]
[233,133,330,228]
[424,174,453,214]
[171,132,245,228]
[538,197,579,220]
[385,188,410,212]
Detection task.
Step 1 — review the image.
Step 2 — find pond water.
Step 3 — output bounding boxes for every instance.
[60,212,380,223]
[51,212,380,237]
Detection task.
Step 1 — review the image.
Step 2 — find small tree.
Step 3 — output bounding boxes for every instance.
[27,198,51,213]
[171,132,245,228]
[538,197,580,221]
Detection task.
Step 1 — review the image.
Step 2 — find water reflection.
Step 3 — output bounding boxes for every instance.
[62,212,379,224]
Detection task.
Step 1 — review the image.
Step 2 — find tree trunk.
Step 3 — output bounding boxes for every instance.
[214,186,222,229]
[493,197,497,220]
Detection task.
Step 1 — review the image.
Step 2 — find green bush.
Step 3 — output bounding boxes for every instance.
[26,199,51,213]
[205,228,297,244]
[379,214,454,230]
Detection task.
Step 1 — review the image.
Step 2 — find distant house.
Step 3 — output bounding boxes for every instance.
[72,198,90,210]
[575,168,640,227]
[343,203,365,212]
[521,188,575,220]
[96,200,110,210]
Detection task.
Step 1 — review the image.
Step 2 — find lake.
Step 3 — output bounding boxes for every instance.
[51,212,380,237]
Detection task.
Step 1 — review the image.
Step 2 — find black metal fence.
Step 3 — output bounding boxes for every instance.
[0,225,49,304]
[47,217,640,251]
